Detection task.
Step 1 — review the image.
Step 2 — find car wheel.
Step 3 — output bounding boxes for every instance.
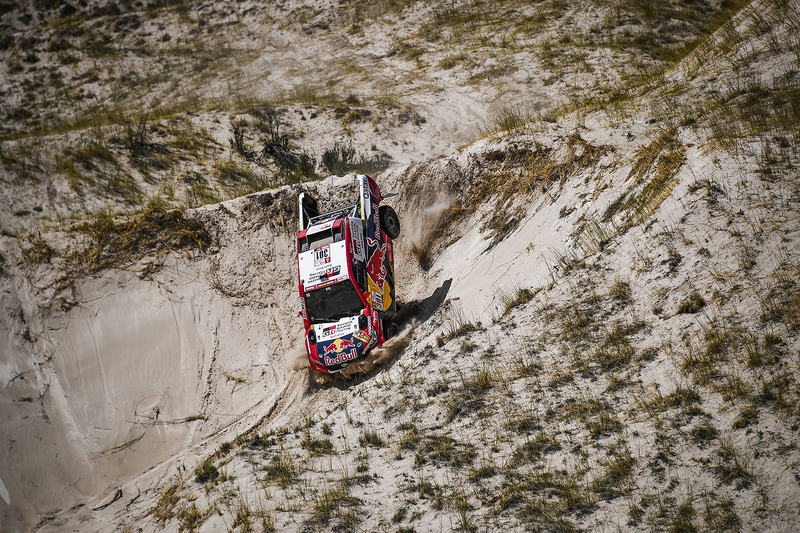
[379,205,401,239]
[383,318,399,339]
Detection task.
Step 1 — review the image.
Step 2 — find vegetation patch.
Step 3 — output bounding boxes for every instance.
[307,478,363,531]
[194,457,219,484]
[561,396,622,439]
[72,201,210,272]
[678,291,706,314]
[263,450,298,488]
[412,433,477,468]
[301,432,335,456]
[760,262,800,331]
[470,135,611,246]
[603,128,686,231]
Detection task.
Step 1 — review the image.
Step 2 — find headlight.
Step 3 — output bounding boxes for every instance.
[308,328,317,345]
[358,314,368,331]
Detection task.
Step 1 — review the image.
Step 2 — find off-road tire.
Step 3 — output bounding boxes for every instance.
[383,318,399,339]
[379,205,400,239]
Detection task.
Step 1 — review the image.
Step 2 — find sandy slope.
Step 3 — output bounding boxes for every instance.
[1,0,799,531]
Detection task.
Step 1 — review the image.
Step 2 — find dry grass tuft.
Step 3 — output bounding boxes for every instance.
[470,134,611,246]
[72,201,210,272]
[603,128,686,231]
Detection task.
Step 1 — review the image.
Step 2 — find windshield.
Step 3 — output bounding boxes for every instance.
[305,281,365,323]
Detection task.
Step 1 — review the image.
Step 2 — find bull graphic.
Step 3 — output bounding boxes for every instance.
[324,338,356,356]
[366,238,391,310]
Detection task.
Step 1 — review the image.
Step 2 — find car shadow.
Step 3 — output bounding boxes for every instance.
[392,277,452,328]
[306,278,452,391]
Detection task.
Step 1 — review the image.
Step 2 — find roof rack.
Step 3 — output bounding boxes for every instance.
[309,202,359,225]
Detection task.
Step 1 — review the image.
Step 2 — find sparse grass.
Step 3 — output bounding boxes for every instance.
[691,423,719,446]
[398,424,422,452]
[301,432,334,456]
[592,448,636,500]
[194,457,219,484]
[469,135,611,245]
[233,499,253,533]
[184,172,221,208]
[487,106,530,134]
[590,319,644,372]
[498,286,539,317]
[176,502,207,532]
[707,75,800,151]
[467,460,498,483]
[550,296,601,346]
[359,430,384,448]
[603,129,686,232]
[644,385,702,416]
[58,139,120,189]
[681,324,732,383]
[438,52,470,69]
[321,137,392,176]
[756,372,795,414]
[152,480,183,523]
[229,120,254,160]
[501,467,596,528]
[413,433,476,468]
[610,279,632,304]
[561,396,622,438]
[21,232,55,264]
[670,499,696,533]
[445,368,494,422]
[714,439,755,489]
[72,201,210,272]
[437,306,483,346]
[678,291,706,314]
[308,478,362,531]
[263,450,298,489]
[215,158,263,197]
[510,432,561,466]
[760,262,800,331]
[714,375,750,404]
[703,493,741,532]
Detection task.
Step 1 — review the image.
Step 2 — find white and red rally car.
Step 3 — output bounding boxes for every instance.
[297,175,400,373]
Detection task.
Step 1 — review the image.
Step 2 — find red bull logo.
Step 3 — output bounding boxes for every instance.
[323,338,356,356]
[325,348,359,366]
[366,238,388,288]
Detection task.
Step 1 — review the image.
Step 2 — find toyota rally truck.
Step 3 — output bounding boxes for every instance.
[297,174,401,373]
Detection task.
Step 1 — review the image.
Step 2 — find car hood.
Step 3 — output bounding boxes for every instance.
[312,316,374,369]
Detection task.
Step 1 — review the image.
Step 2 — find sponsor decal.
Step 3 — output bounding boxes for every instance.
[373,210,381,239]
[371,291,383,310]
[314,245,331,267]
[365,237,390,309]
[308,279,337,291]
[350,219,364,259]
[316,319,356,341]
[312,220,335,232]
[325,348,359,366]
[369,179,381,200]
[323,338,359,356]
[307,265,341,285]
[366,238,387,284]
[353,329,370,343]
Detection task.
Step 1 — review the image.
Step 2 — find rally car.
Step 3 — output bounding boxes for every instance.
[297,174,401,373]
